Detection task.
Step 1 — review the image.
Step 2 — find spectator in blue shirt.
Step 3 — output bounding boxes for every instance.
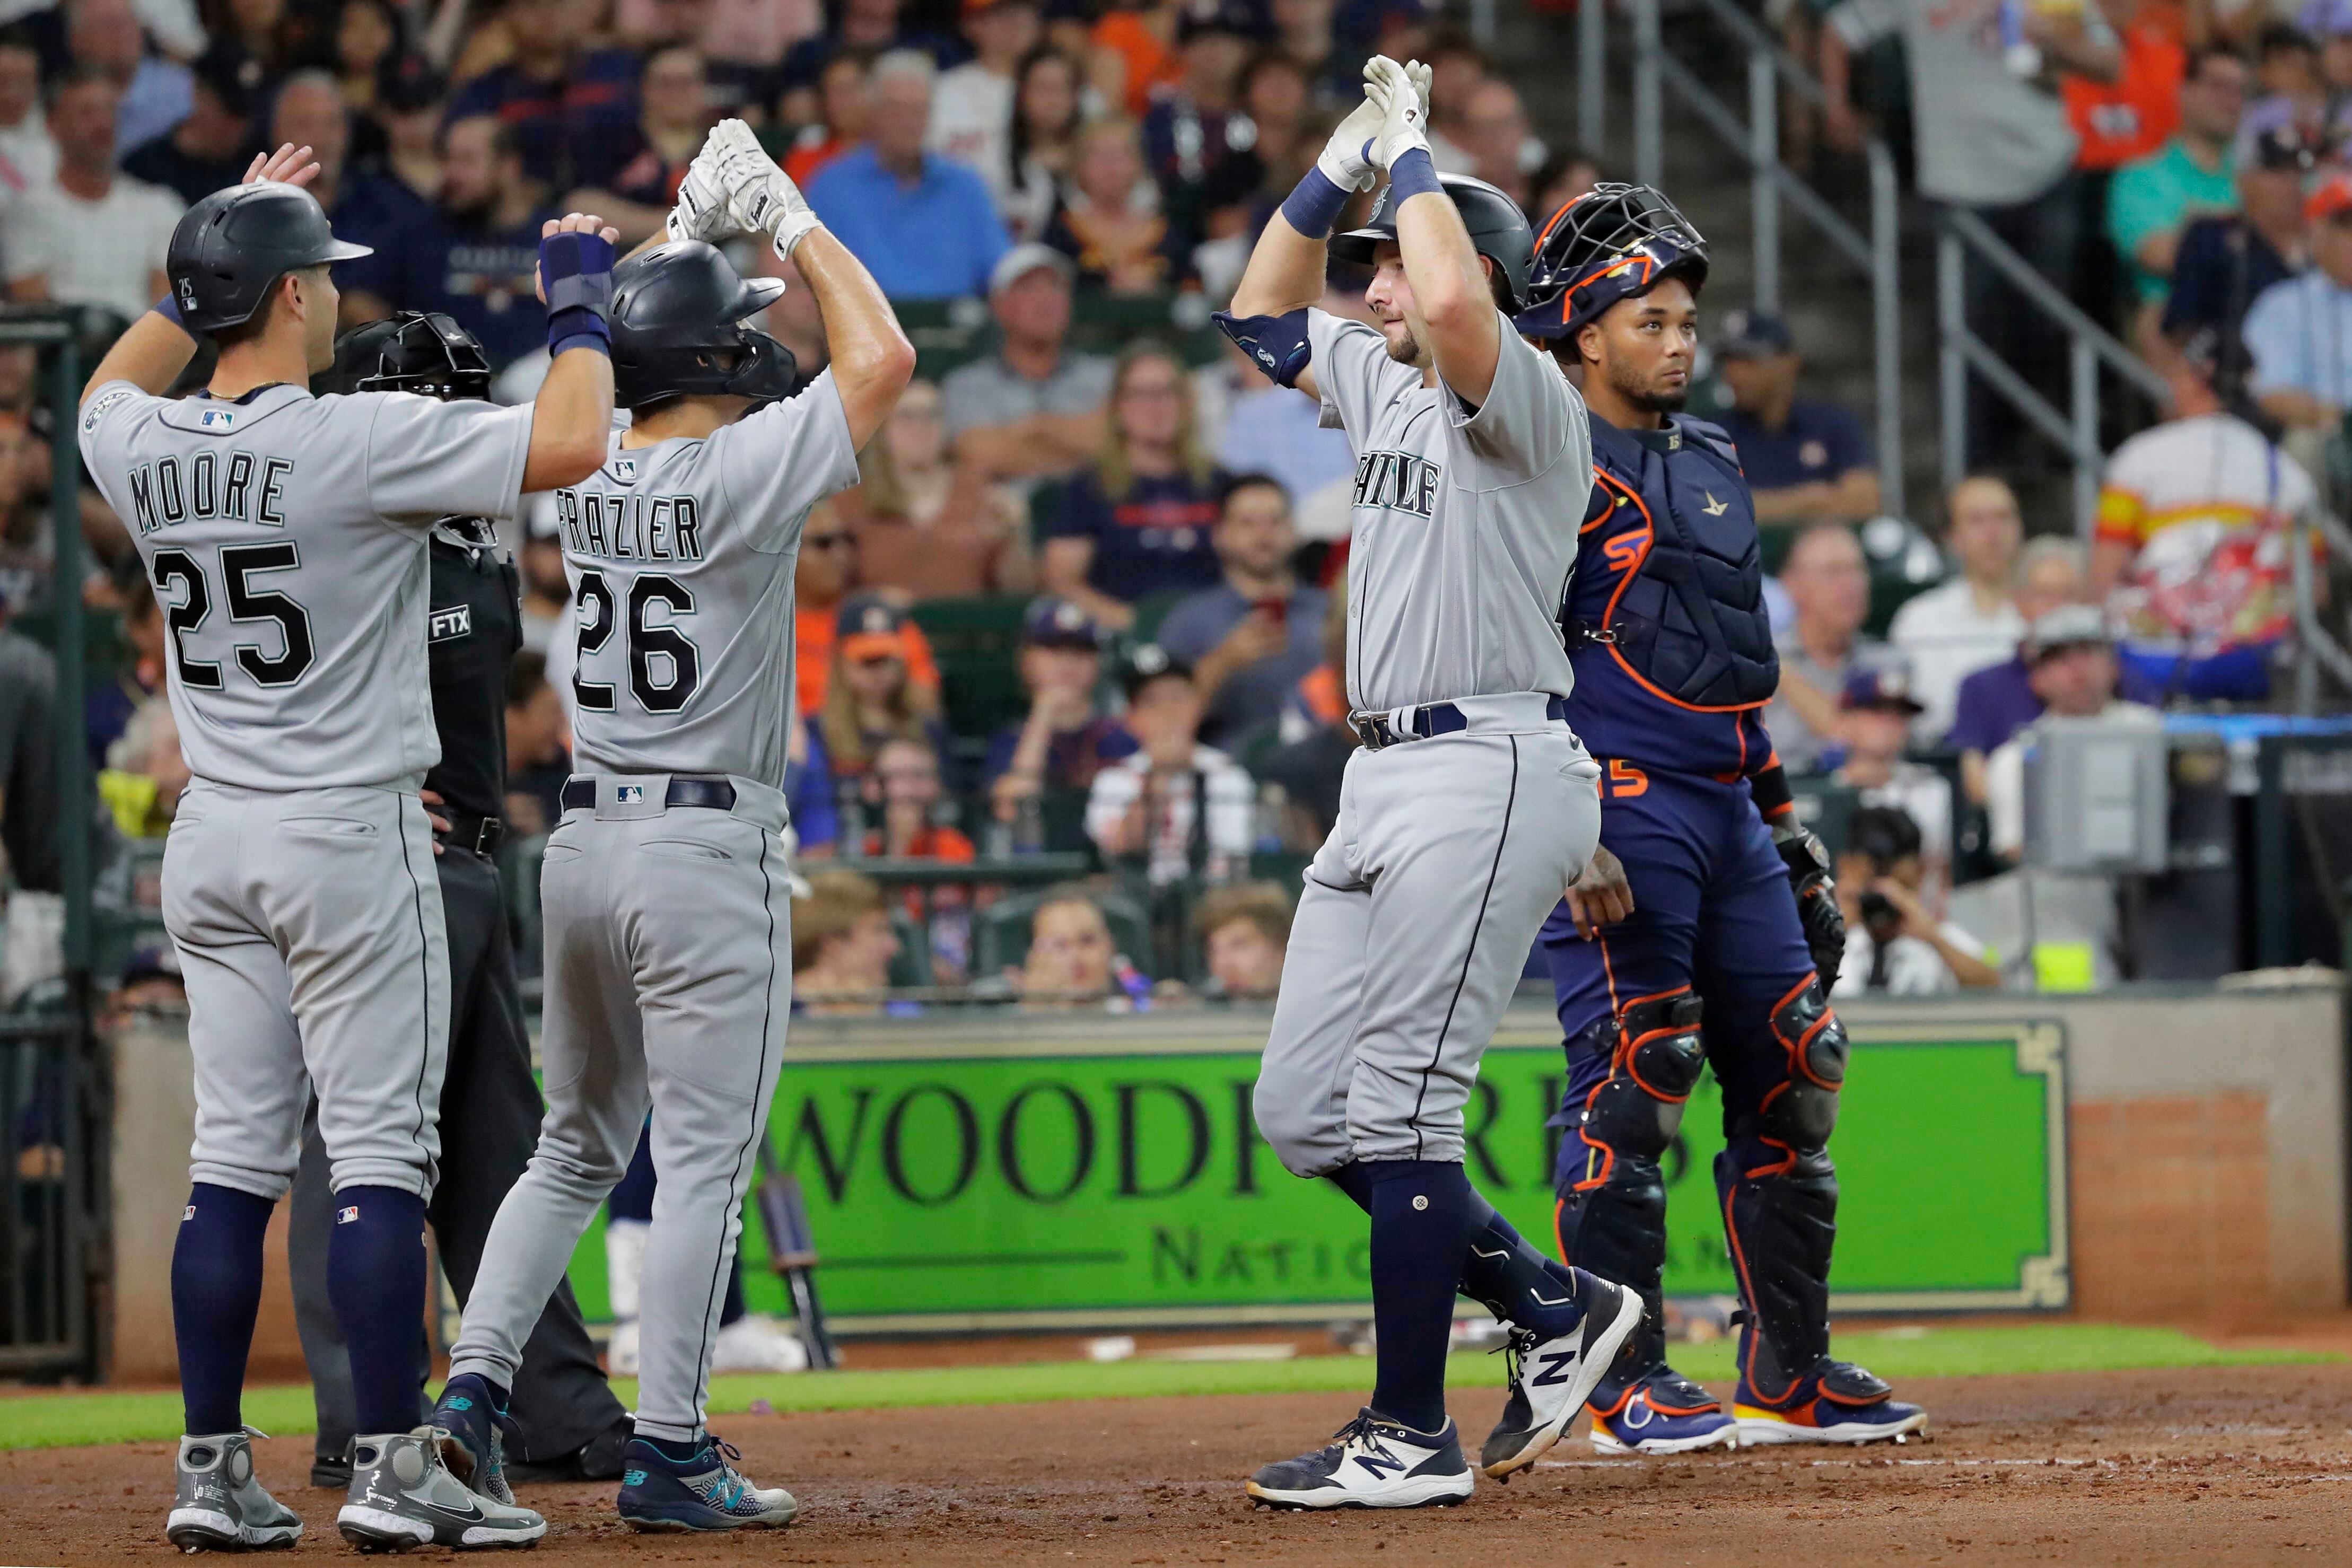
[442,0,644,191]
[2245,169,2352,438]
[1157,474,1329,747]
[807,48,1011,300]
[1041,344,1228,629]
[1709,309,1879,531]
[983,597,1138,839]
[340,114,553,369]
[2163,124,2315,350]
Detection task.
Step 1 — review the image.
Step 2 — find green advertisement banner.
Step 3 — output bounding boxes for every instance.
[563,1015,2069,1331]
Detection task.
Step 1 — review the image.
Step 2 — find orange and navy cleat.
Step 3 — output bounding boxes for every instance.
[1589,1366,1739,1455]
[1731,1356,1927,1446]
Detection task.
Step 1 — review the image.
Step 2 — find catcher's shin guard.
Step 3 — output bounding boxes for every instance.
[1717,977,1848,1396]
[1553,989,1705,1391]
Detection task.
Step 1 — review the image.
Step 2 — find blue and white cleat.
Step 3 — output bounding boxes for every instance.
[616,1434,799,1532]
[1247,1409,1476,1510]
[1732,1356,1928,1446]
[1588,1367,1741,1455]
[430,1372,517,1506]
[1478,1271,1645,1478]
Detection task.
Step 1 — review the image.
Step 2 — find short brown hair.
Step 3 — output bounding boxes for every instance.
[1191,881,1293,947]
[791,869,888,973]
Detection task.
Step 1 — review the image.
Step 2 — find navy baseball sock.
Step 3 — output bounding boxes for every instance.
[172,1183,274,1435]
[327,1186,430,1437]
[1364,1160,1477,1434]
[1461,1193,1586,1339]
[641,1433,706,1463]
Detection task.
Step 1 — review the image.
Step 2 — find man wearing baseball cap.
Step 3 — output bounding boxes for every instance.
[940,242,1114,487]
[2164,121,2320,348]
[1708,309,1880,531]
[1830,665,1952,900]
[2242,166,2352,448]
[984,596,1137,842]
[1984,605,2161,859]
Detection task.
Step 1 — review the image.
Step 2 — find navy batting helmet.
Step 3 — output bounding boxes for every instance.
[167,182,373,335]
[1328,173,1534,314]
[331,312,493,401]
[608,241,797,411]
[1514,182,1708,343]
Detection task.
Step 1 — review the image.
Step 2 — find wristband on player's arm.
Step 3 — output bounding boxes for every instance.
[1386,146,1443,204]
[1280,165,1353,240]
[1748,759,1796,822]
[153,292,185,327]
[540,231,616,358]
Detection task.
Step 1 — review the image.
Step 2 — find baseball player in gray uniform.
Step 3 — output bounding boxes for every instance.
[427,121,913,1534]
[75,143,621,1552]
[1214,60,1640,1509]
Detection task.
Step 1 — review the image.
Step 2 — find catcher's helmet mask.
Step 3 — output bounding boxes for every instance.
[1514,182,1710,344]
[608,241,798,411]
[332,311,494,401]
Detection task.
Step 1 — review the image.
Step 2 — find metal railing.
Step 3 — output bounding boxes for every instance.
[1933,208,2167,533]
[1626,0,1907,518]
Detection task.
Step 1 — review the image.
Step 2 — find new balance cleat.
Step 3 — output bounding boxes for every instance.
[430,1373,518,1506]
[337,1429,547,1551]
[1479,1272,1644,1479]
[1733,1357,1928,1446]
[166,1429,304,1553]
[616,1434,798,1531]
[1589,1367,1740,1455]
[1247,1409,1475,1510]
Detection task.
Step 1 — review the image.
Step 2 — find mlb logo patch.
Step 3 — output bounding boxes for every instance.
[182,1205,196,1221]
[337,1205,360,1224]
[611,458,638,482]
[616,784,645,804]
[198,408,235,431]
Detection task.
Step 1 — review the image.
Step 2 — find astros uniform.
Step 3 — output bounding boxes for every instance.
[1252,310,1601,1177]
[77,380,533,1201]
[446,373,859,1446]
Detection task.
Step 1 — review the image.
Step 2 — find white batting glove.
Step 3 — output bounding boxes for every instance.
[1363,54,1431,170]
[1316,78,1391,192]
[709,117,824,259]
[666,142,736,243]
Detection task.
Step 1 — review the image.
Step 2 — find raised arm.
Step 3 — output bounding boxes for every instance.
[1366,57,1501,406]
[1217,69,1394,403]
[703,118,914,449]
[522,213,622,491]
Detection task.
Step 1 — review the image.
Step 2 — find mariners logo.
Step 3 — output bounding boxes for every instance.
[1351,450,1442,519]
[82,388,131,432]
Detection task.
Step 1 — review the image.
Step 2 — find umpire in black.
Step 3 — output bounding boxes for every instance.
[288,314,630,1487]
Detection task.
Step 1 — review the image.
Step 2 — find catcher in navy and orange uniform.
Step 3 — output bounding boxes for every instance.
[1514,185,1927,1454]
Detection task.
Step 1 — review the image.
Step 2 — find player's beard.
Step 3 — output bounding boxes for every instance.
[1380,319,1429,368]
[1605,357,1688,415]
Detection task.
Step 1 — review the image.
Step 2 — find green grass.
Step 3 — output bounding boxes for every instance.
[1,1324,2331,1452]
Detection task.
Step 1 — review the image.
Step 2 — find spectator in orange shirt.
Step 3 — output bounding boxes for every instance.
[794,500,940,718]
[863,733,976,859]
[2064,0,2188,173]
[1089,0,1186,114]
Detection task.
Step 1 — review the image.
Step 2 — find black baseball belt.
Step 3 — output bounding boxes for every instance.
[437,810,506,856]
[559,776,739,813]
[1351,694,1573,751]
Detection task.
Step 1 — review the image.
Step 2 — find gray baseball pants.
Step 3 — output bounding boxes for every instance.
[164,778,449,1199]
[448,776,792,1446]
[1254,698,1601,1174]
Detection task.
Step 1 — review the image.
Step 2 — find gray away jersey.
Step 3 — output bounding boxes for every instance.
[1308,308,1592,712]
[78,381,532,790]
[553,371,859,789]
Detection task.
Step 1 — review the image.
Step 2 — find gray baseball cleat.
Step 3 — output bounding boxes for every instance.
[167,1429,304,1552]
[337,1429,547,1552]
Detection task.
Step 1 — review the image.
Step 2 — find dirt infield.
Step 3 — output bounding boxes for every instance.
[5,1363,2348,1566]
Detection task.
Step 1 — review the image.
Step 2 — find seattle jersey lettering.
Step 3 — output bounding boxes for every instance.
[1351,449,1442,519]
[553,488,704,562]
[125,451,294,534]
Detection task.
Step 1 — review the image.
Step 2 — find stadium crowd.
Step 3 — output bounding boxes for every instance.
[0,0,2332,1013]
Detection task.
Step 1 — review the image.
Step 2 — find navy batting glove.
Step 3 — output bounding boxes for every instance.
[540,230,616,358]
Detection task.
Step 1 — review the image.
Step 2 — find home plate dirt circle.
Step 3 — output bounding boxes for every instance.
[5,1365,2347,1565]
